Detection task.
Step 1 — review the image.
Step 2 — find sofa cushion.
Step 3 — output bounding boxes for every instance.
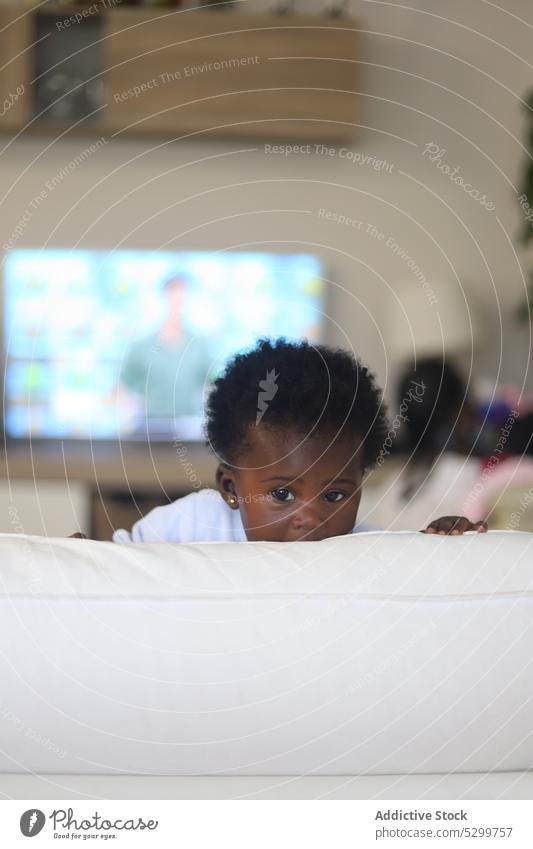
[0,530,532,776]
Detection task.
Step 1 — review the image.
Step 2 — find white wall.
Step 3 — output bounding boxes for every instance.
[1,0,532,406]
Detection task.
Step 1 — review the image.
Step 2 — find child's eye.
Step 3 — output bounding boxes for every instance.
[325,491,345,503]
[271,487,295,502]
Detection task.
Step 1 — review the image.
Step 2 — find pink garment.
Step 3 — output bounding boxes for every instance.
[461,456,533,521]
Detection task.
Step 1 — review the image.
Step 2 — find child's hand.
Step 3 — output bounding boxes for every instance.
[421,516,488,535]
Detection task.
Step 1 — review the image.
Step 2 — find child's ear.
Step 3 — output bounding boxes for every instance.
[215,463,237,497]
[215,464,240,509]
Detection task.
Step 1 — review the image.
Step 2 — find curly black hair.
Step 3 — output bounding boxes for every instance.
[203,337,389,472]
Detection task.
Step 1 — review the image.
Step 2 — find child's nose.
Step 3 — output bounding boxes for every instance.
[291,501,322,532]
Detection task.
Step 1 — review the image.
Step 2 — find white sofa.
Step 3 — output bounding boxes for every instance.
[1,529,532,800]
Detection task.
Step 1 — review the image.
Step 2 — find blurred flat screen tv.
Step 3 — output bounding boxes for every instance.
[3,249,325,441]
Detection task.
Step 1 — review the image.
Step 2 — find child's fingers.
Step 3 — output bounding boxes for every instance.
[439,516,466,534]
[450,517,473,534]
[448,518,487,535]
[423,520,442,533]
[422,517,488,535]
[424,516,469,534]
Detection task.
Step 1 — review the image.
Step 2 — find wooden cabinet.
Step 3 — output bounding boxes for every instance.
[0,442,218,540]
[104,9,358,141]
[0,6,358,142]
[90,487,189,541]
[0,7,31,130]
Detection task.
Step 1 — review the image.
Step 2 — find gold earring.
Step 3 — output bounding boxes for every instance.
[228,494,238,508]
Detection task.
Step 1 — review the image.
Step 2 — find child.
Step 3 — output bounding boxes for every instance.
[109,337,488,544]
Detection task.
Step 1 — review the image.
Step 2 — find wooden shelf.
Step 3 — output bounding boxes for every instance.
[0,442,218,490]
[32,2,108,15]
[0,6,359,142]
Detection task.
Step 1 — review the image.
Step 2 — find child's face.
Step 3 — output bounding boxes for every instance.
[216,426,364,542]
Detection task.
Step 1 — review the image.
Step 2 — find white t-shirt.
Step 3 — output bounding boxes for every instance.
[113,488,381,544]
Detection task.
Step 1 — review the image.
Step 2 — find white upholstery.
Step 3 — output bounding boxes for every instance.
[2,772,533,800]
[0,530,532,779]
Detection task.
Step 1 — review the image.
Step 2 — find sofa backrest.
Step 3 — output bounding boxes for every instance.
[0,530,532,776]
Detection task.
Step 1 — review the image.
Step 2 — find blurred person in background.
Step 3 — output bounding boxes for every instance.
[395,357,489,501]
[359,357,491,530]
[118,274,212,430]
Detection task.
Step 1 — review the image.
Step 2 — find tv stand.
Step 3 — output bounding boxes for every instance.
[0,441,218,540]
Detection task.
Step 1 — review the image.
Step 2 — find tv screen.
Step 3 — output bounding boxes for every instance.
[3,249,325,441]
